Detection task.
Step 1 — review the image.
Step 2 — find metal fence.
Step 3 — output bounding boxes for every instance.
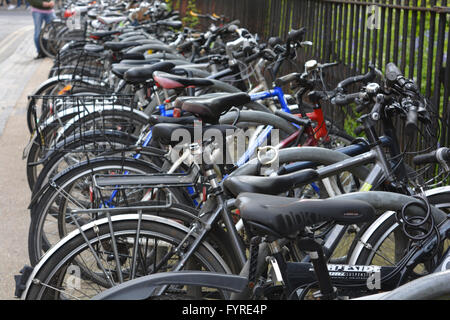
[172,0,450,151]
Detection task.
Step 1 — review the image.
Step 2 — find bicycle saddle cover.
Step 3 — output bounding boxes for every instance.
[98,16,128,25]
[151,123,237,146]
[90,30,121,39]
[180,92,251,124]
[104,41,141,52]
[156,19,183,29]
[148,115,197,125]
[124,62,175,83]
[152,71,214,90]
[112,63,154,79]
[83,44,104,53]
[223,169,319,197]
[236,193,376,239]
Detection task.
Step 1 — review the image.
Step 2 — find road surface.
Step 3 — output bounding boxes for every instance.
[0,7,52,299]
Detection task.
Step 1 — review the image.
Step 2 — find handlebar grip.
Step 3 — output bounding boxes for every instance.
[274,73,300,87]
[332,93,360,106]
[243,49,265,64]
[287,27,306,43]
[385,62,403,83]
[178,40,194,51]
[268,36,282,48]
[228,19,241,27]
[414,148,450,166]
[227,24,239,33]
[405,103,418,137]
[337,66,376,89]
[413,150,437,165]
[274,110,311,127]
[242,40,254,55]
[233,50,246,59]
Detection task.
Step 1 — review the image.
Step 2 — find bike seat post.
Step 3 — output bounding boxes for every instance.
[297,238,337,300]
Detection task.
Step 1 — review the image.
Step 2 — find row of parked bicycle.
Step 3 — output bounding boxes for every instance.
[14,0,450,300]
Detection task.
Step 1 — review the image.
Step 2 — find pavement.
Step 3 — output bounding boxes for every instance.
[0,8,53,299]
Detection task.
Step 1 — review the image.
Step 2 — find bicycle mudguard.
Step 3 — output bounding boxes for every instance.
[91,271,248,300]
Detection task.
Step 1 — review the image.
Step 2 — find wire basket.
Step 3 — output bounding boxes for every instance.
[27,94,142,156]
[53,48,111,86]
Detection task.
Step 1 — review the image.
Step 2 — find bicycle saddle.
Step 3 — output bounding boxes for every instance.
[236,193,376,239]
[112,63,156,79]
[151,123,237,146]
[152,71,215,90]
[83,44,104,53]
[90,30,120,39]
[118,58,190,66]
[156,19,183,29]
[180,92,251,124]
[124,62,176,84]
[97,16,128,25]
[223,169,319,197]
[173,93,233,108]
[104,41,141,52]
[148,115,197,125]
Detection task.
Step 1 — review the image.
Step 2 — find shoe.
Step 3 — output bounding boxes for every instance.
[34,52,46,59]
[7,4,15,9]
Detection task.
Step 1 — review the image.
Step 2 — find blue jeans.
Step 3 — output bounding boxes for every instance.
[32,10,56,53]
[17,0,29,7]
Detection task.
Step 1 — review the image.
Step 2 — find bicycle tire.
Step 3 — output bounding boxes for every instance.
[28,157,193,265]
[24,215,229,300]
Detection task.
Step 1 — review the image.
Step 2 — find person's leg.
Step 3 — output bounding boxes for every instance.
[17,0,21,7]
[43,11,56,25]
[32,11,44,54]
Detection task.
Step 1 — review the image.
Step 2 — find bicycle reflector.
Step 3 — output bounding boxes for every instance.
[64,10,75,18]
[58,84,73,95]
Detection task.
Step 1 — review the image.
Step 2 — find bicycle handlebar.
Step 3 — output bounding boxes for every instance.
[412,147,450,166]
[332,92,367,106]
[404,99,418,137]
[337,65,376,89]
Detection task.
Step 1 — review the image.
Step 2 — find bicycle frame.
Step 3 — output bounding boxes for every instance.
[84,189,448,300]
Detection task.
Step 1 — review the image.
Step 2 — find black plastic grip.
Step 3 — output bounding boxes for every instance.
[178,40,195,51]
[268,36,282,48]
[287,27,306,43]
[274,110,311,127]
[413,150,438,165]
[404,102,418,137]
[337,66,376,89]
[413,148,450,165]
[274,72,300,87]
[243,49,265,64]
[332,92,361,106]
[385,62,403,83]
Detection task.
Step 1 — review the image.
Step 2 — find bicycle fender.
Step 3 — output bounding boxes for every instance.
[91,271,248,300]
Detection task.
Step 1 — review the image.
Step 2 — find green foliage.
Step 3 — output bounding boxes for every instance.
[182,0,199,29]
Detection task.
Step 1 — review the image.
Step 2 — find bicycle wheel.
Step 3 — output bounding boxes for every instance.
[24,215,229,300]
[39,20,65,58]
[26,108,149,190]
[29,130,139,193]
[28,157,193,265]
